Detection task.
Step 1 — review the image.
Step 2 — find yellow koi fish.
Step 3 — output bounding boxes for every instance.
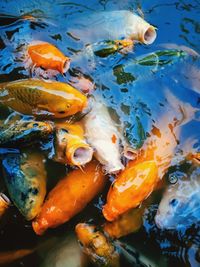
[0,79,87,118]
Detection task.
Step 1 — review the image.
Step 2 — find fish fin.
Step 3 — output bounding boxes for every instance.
[165,89,198,126]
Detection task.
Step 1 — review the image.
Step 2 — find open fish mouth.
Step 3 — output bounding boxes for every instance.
[143,26,157,45]
[69,146,93,166]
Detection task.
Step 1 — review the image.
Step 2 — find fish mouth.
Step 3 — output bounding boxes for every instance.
[67,145,93,166]
[143,26,157,45]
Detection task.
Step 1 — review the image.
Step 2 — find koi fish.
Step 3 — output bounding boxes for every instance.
[0,79,87,118]
[103,115,181,221]
[92,39,134,58]
[0,248,34,266]
[53,122,93,166]
[69,10,156,45]
[0,193,10,219]
[0,119,54,146]
[41,233,89,267]
[103,198,152,239]
[103,91,197,221]
[82,99,124,173]
[27,42,70,74]
[103,160,158,222]
[155,166,200,230]
[32,160,106,235]
[75,223,120,267]
[2,150,47,220]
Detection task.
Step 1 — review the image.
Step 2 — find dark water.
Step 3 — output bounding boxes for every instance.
[0,0,200,267]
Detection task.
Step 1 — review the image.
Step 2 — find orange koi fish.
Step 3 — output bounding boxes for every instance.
[103,112,181,221]
[0,79,87,118]
[28,42,70,73]
[103,89,198,222]
[54,122,93,166]
[32,160,106,235]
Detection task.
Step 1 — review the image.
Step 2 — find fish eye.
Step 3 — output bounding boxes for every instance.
[60,128,69,134]
[66,104,71,109]
[58,110,66,114]
[169,198,178,207]
[32,123,39,127]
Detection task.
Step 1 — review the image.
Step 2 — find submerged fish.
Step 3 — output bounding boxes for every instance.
[69,10,156,45]
[82,99,124,173]
[0,119,54,146]
[53,122,93,166]
[41,233,88,267]
[32,160,106,235]
[155,167,200,230]
[0,248,34,266]
[27,42,70,73]
[90,39,134,58]
[75,223,120,267]
[0,79,87,118]
[2,150,47,220]
[0,193,11,219]
[103,198,152,239]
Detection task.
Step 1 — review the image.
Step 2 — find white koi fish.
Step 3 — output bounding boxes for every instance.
[82,98,124,173]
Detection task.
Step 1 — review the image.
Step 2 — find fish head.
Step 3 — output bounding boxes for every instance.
[155,187,186,230]
[125,12,157,45]
[155,174,200,230]
[37,95,87,118]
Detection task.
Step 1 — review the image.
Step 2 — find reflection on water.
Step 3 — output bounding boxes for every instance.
[0,0,200,267]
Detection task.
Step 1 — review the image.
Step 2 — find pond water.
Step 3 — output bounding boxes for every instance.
[0,0,200,267]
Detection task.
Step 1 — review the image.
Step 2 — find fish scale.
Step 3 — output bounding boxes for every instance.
[13,84,42,105]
